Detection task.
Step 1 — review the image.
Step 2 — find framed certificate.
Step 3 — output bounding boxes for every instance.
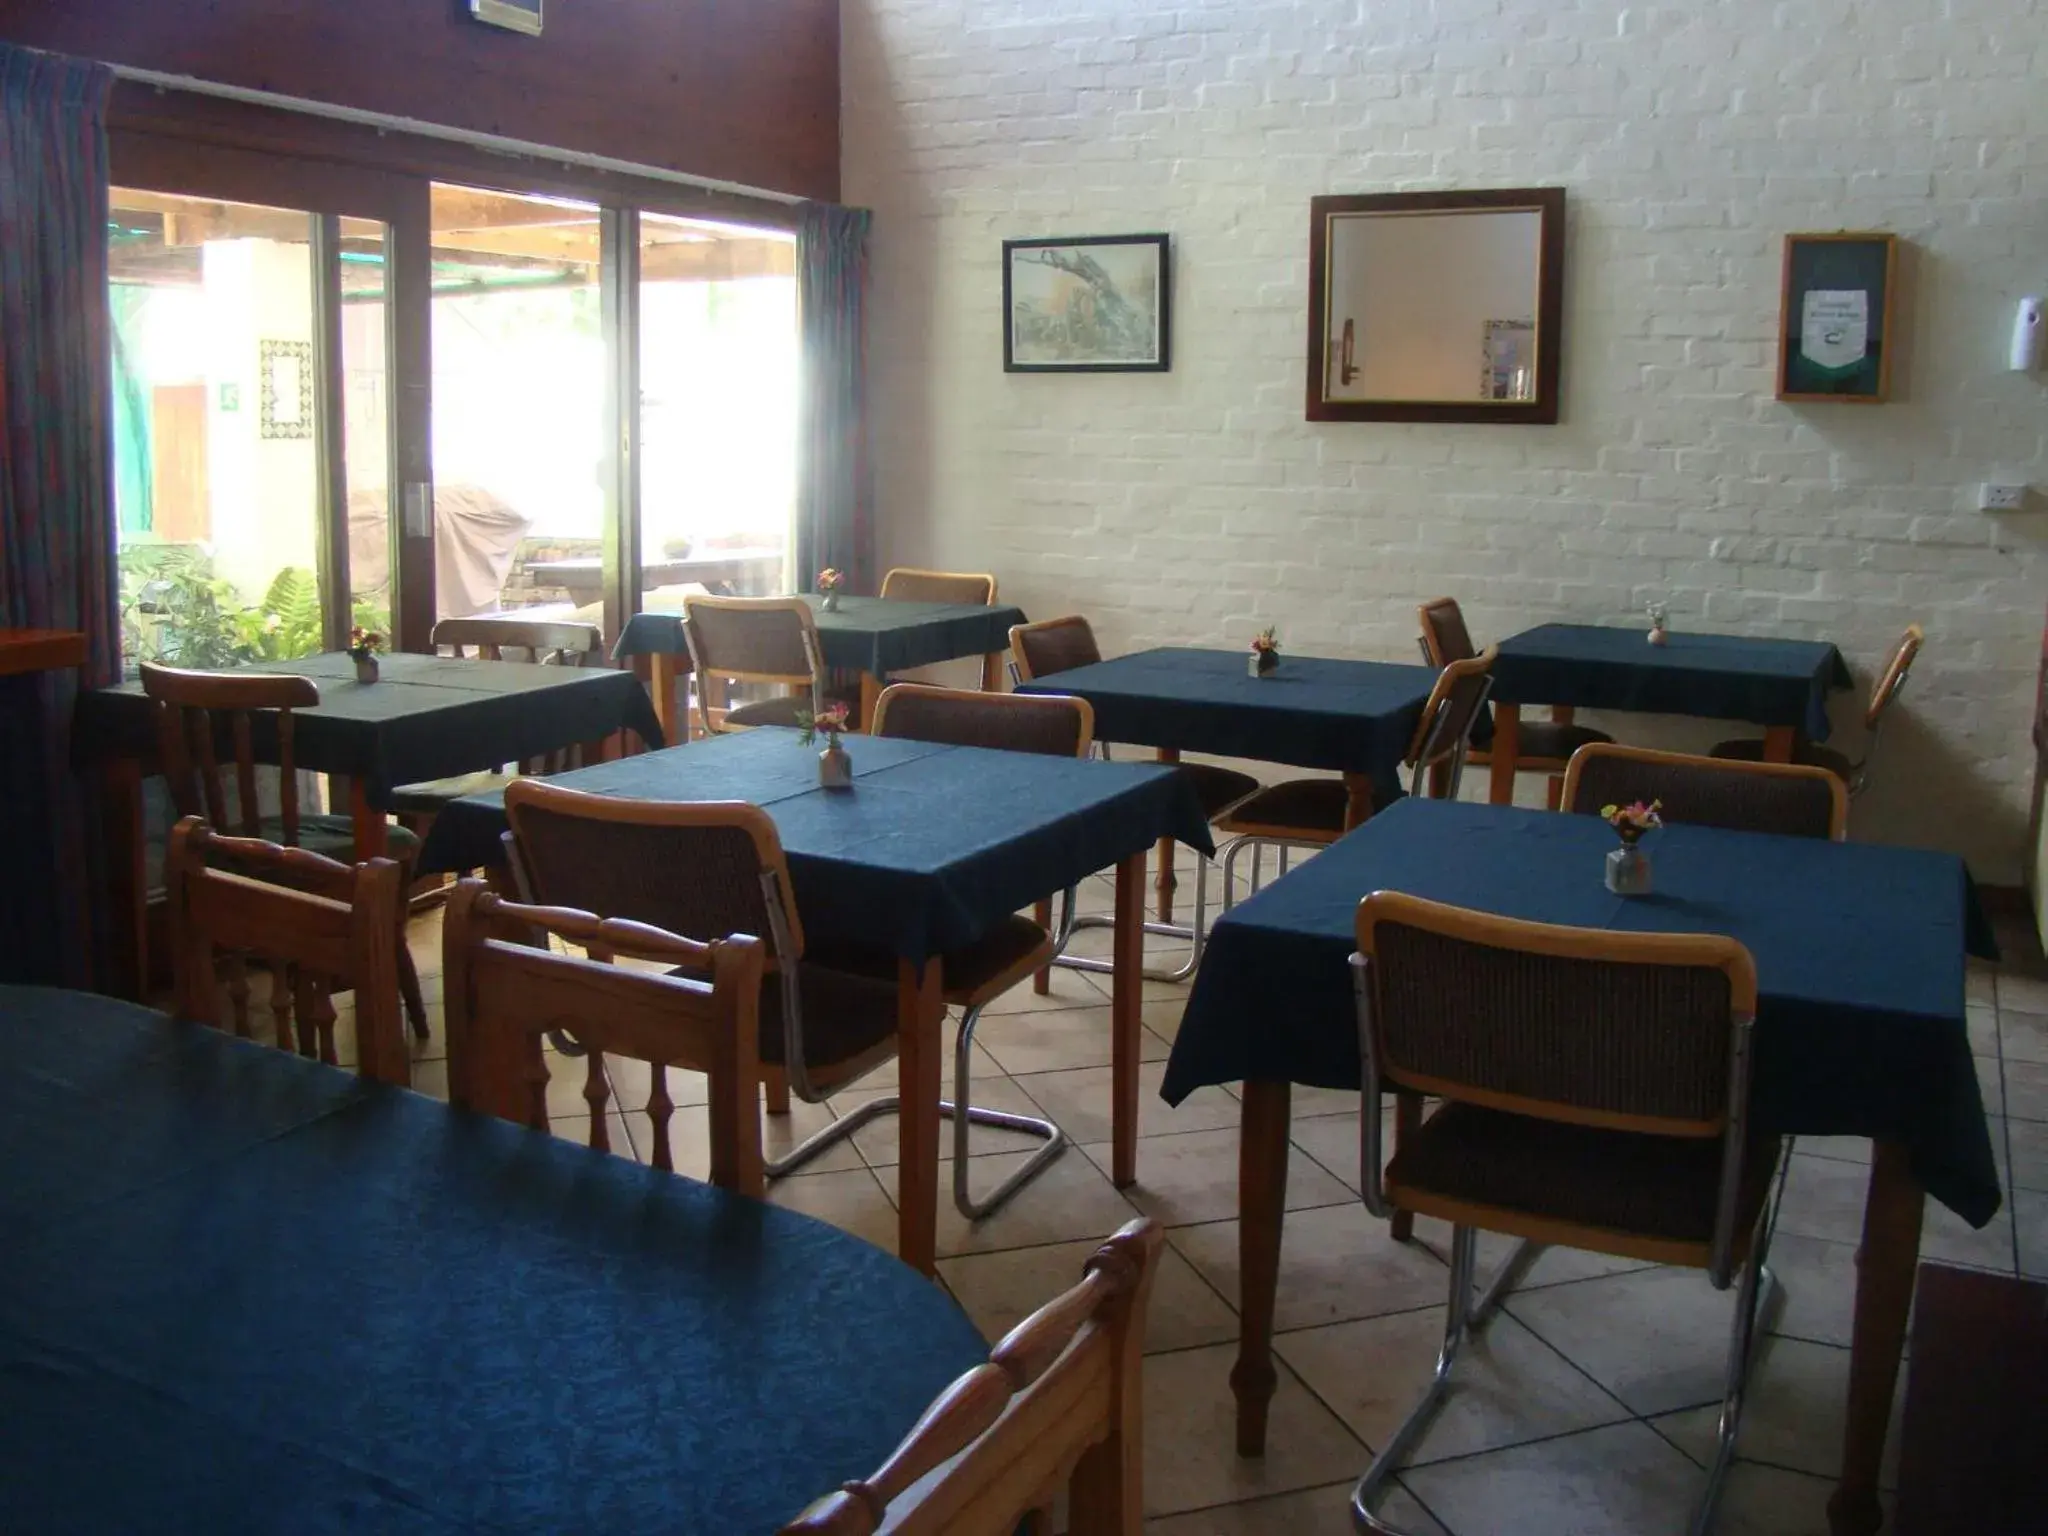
[470,0,542,36]
[1777,232,1898,403]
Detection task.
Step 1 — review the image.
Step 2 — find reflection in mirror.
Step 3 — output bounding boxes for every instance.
[1326,209,1542,403]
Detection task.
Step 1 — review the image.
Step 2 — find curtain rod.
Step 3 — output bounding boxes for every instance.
[109,64,805,207]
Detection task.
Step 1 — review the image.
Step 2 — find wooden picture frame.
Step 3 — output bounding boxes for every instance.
[1002,234,1171,373]
[1777,232,1898,403]
[469,0,543,36]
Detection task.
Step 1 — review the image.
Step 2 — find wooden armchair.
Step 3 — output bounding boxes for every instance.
[1562,742,1848,840]
[681,594,825,735]
[441,879,766,1196]
[165,816,409,1085]
[779,1218,1162,1536]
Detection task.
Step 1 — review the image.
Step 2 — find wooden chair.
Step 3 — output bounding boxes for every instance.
[681,594,824,735]
[1712,623,1923,799]
[142,661,430,1039]
[868,683,1090,1214]
[1215,648,1498,905]
[779,1218,1162,1536]
[879,567,998,606]
[164,816,409,1085]
[1418,595,1612,809]
[441,878,766,1196]
[1008,614,1258,986]
[1347,892,1780,1536]
[385,617,605,822]
[1561,742,1848,841]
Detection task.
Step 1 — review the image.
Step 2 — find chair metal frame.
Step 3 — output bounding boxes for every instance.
[680,594,825,737]
[1560,741,1850,841]
[1839,622,1923,798]
[1346,895,1783,1536]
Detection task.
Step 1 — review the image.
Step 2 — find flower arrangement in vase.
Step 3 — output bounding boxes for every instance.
[347,625,385,684]
[817,568,845,613]
[799,701,855,788]
[1646,601,1670,647]
[1600,798,1663,895]
[1249,627,1281,678]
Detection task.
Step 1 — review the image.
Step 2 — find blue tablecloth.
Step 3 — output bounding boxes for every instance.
[1165,798,2001,1228]
[613,595,1028,679]
[73,651,665,805]
[1493,624,1852,739]
[418,727,1215,963]
[0,986,986,1535]
[1015,647,1436,805]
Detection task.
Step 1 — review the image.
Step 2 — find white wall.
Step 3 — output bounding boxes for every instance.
[843,0,2048,879]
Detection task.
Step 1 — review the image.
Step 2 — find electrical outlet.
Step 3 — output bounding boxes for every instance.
[1980,483,2029,511]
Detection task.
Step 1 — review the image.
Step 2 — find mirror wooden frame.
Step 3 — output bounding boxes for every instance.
[1306,187,1567,425]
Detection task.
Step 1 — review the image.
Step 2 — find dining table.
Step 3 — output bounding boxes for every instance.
[1014,646,1438,922]
[418,725,1215,1274]
[74,650,665,997]
[0,985,988,1534]
[613,592,1029,738]
[1161,796,1999,1536]
[1487,623,1853,803]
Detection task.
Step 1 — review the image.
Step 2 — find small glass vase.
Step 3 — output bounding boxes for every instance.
[1647,624,1669,647]
[821,589,842,613]
[352,653,379,685]
[818,738,853,790]
[1249,652,1278,678]
[1605,841,1652,895]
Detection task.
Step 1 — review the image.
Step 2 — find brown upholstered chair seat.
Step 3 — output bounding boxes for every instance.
[1387,1102,1776,1252]
[753,961,905,1088]
[1217,777,1349,838]
[385,770,519,814]
[723,695,812,729]
[1181,762,1261,820]
[809,915,1055,1009]
[1503,719,1614,762]
[1710,736,1855,784]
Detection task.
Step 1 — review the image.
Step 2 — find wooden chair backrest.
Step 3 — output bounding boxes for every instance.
[1561,742,1848,841]
[681,595,824,737]
[441,880,766,1196]
[1866,623,1924,730]
[880,568,999,606]
[872,683,1094,758]
[164,816,408,1084]
[779,1219,1162,1536]
[1007,615,1103,683]
[1405,646,1496,782]
[142,661,320,841]
[431,616,602,666]
[1416,596,1478,667]
[1356,891,1756,1139]
[502,778,807,961]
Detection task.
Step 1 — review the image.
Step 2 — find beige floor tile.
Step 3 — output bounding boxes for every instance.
[1760,1232,1862,1348]
[833,1075,1055,1167]
[1014,1059,1241,1146]
[546,1111,639,1162]
[1424,1225,1660,1292]
[2018,1189,2048,1277]
[918,1146,1144,1259]
[1967,963,1997,1005]
[1169,1204,1449,1334]
[642,1095,865,1178]
[1775,1152,1878,1247]
[1997,973,2048,1013]
[1977,1054,2005,1118]
[1712,1461,1880,1536]
[1400,1421,1706,1536]
[974,1006,1170,1075]
[1506,1265,1749,1417]
[1084,1128,1353,1228]
[1139,1345,1366,1518]
[981,969,1110,1016]
[2006,1059,2048,1122]
[2002,1009,2048,1065]
[939,1237,1237,1354]
[1289,1112,1369,1195]
[1285,1305,1630,1463]
[1215,1082,1366,1121]
[1143,1478,1446,1535]
[1966,1004,2000,1057]
[764,1165,903,1256]
[1653,1335,1901,1487]
[1796,1133,1873,1165]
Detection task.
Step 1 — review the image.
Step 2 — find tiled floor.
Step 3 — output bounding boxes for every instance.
[346,846,2039,1536]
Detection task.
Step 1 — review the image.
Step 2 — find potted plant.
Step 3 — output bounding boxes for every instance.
[347,625,385,685]
[799,700,855,788]
[818,567,846,613]
[1600,798,1662,894]
[1249,627,1281,678]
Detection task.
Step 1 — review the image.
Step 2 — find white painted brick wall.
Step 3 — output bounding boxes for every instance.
[843,0,2048,879]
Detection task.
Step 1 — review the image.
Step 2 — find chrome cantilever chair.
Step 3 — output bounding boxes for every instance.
[681,594,826,735]
[1216,648,1497,909]
[501,773,1068,1220]
[1347,891,1783,1536]
[1561,742,1849,841]
[1007,614,1259,985]
[1712,623,1923,800]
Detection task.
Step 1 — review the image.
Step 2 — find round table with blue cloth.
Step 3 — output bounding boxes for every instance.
[0,986,988,1535]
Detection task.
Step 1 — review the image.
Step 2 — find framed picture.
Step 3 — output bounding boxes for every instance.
[469,0,542,36]
[1003,234,1170,373]
[1777,232,1899,403]
[257,339,314,441]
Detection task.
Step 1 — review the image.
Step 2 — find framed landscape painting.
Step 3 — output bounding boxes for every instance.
[1003,234,1171,373]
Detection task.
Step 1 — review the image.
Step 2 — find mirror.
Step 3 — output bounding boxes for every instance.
[1307,188,1565,424]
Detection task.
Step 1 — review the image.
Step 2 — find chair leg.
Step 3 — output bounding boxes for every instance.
[1351,1223,1478,1535]
[1467,1237,1546,1328]
[1690,1220,1782,1536]
[1032,897,1054,994]
[1053,862,1210,985]
[1545,773,1564,811]
[763,1067,792,1116]
[397,946,430,1041]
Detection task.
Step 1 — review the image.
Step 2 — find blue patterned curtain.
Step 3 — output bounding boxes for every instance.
[793,201,875,594]
[0,44,116,987]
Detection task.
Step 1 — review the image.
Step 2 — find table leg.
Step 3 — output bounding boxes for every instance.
[1488,703,1521,805]
[649,652,682,744]
[1153,748,1180,923]
[1232,1079,1291,1457]
[1390,1092,1420,1243]
[1827,1140,1924,1536]
[980,651,1003,692]
[102,758,149,1000]
[1111,851,1145,1187]
[1343,772,1375,831]
[349,780,390,860]
[859,672,882,733]
[894,954,946,1277]
[1763,725,1797,764]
